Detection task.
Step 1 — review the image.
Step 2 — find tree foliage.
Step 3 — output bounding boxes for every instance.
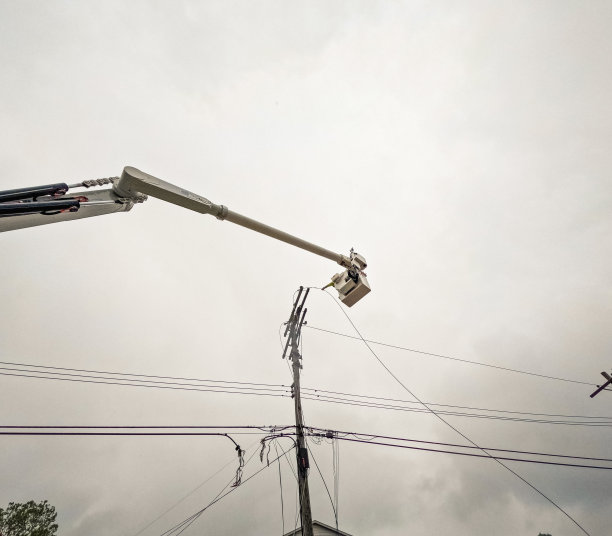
[0,500,58,536]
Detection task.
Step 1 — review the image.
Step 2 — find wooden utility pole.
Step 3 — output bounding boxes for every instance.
[283,286,314,536]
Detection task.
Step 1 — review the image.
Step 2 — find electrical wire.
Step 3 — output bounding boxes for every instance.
[321,289,592,536]
[0,432,249,444]
[275,438,300,536]
[0,370,290,399]
[0,425,292,431]
[300,394,612,427]
[304,427,612,464]
[307,439,338,532]
[304,325,595,387]
[0,364,288,393]
[273,441,285,535]
[5,425,609,465]
[4,359,611,428]
[301,387,612,421]
[160,442,296,536]
[163,473,237,536]
[333,435,339,531]
[0,360,284,388]
[132,437,262,536]
[317,435,612,471]
[159,448,262,536]
[4,356,608,422]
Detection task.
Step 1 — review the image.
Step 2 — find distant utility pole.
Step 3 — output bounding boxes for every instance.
[590,371,612,398]
[283,286,314,536]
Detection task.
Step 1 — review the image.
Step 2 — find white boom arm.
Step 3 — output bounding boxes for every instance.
[115,167,349,266]
[0,166,370,306]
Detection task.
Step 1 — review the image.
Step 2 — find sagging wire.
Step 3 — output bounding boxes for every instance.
[307,437,338,532]
[333,434,340,532]
[319,288,593,536]
[216,434,246,488]
[160,438,299,536]
[260,433,298,466]
[132,438,262,536]
[161,448,262,536]
[259,432,300,535]
[260,438,272,465]
[273,441,286,535]
[229,428,297,488]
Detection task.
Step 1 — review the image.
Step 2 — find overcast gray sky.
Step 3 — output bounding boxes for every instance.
[1,1,611,535]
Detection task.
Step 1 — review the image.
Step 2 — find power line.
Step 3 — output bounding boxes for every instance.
[161,471,242,536]
[0,364,288,393]
[305,325,595,387]
[305,427,612,463]
[0,360,285,387]
[302,387,612,421]
[0,425,292,430]
[321,289,592,536]
[272,441,286,535]
[307,439,338,531]
[332,434,340,533]
[304,394,612,425]
[301,394,612,427]
[132,436,262,536]
[159,445,263,536]
[4,358,607,423]
[4,367,611,427]
[6,424,609,465]
[320,435,612,471]
[0,432,252,439]
[159,442,296,536]
[0,370,291,399]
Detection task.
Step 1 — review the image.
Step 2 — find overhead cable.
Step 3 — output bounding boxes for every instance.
[3,367,610,427]
[6,424,609,465]
[317,435,612,471]
[304,427,612,464]
[307,438,338,532]
[0,363,287,391]
[159,442,296,536]
[302,387,612,421]
[0,370,290,399]
[305,325,594,387]
[320,289,592,536]
[132,438,262,536]
[301,394,612,427]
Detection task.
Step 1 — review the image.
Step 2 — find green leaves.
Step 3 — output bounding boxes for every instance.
[0,500,58,536]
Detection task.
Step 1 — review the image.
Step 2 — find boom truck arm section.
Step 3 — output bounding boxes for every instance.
[0,166,370,306]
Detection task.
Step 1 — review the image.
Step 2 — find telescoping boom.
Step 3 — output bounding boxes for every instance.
[0,166,370,306]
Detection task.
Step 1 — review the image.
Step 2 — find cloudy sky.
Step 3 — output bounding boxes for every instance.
[1,1,611,535]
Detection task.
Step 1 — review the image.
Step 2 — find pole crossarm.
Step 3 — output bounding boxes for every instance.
[590,371,612,399]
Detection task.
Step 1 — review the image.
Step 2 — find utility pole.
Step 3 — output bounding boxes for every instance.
[283,286,314,536]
